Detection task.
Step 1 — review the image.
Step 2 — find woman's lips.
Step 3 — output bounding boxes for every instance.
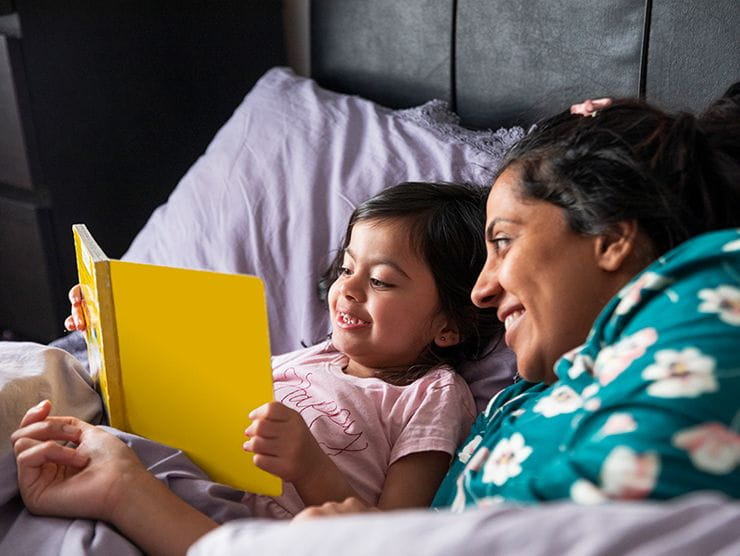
[503,309,524,346]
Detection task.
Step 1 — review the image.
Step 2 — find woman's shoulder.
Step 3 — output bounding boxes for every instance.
[658,228,740,270]
[591,228,739,338]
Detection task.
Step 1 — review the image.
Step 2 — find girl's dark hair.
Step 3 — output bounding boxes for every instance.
[318,181,501,385]
[500,83,740,258]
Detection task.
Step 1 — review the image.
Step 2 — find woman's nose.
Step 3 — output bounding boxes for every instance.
[471,258,501,309]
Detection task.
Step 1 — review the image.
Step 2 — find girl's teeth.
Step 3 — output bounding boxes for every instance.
[340,312,367,325]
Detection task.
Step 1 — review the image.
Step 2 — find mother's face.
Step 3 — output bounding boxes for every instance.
[472,167,621,383]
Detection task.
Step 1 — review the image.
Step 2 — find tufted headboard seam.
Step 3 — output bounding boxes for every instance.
[311,0,739,129]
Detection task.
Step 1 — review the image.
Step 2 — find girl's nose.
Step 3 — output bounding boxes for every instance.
[339,274,366,303]
[471,258,501,309]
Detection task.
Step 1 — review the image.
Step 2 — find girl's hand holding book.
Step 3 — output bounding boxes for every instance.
[243,401,327,484]
[64,284,87,332]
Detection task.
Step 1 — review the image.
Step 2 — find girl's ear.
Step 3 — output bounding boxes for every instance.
[595,220,642,272]
[433,325,460,348]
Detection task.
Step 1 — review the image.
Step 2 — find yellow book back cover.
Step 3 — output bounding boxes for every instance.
[73,224,280,495]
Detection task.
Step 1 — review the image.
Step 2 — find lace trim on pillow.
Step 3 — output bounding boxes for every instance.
[396,100,525,162]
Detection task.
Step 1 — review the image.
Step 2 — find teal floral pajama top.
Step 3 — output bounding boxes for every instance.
[433,228,740,509]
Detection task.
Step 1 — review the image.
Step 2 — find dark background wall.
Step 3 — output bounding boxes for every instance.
[0,1,286,342]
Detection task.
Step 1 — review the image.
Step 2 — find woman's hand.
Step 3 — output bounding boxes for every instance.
[293,497,378,521]
[11,400,148,523]
[64,284,87,332]
[570,97,613,117]
[244,401,326,484]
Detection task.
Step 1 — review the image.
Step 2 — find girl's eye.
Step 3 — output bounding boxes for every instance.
[370,278,393,289]
[339,266,353,276]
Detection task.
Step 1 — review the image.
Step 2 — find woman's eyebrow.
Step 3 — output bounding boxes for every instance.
[345,247,410,279]
[485,217,518,240]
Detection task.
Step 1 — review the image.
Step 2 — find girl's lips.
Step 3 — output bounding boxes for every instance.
[335,310,371,330]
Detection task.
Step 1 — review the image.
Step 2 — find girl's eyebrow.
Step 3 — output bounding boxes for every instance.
[345,247,410,279]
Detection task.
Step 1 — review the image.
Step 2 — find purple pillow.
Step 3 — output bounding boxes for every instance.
[123,67,521,409]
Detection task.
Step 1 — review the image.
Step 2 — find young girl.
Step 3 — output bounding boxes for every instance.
[61,181,500,519]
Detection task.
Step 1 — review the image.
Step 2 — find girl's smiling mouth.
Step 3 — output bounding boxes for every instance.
[336,310,371,329]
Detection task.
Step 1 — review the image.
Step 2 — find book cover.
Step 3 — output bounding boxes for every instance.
[73,224,281,496]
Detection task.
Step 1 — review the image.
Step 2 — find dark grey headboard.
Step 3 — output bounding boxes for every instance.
[311,0,739,129]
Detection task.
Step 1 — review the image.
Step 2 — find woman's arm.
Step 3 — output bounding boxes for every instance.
[12,401,217,556]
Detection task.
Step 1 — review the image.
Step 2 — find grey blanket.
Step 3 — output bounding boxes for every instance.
[2,338,739,555]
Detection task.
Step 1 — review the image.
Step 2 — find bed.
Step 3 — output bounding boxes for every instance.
[1,0,739,554]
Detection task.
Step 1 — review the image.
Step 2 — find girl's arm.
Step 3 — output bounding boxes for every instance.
[296,447,449,510]
[376,450,452,509]
[245,401,366,506]
[247,402,453,510]
[292,451,451,520]
[12,401,217,556]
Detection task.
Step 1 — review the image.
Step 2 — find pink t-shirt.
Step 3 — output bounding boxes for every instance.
[242,341,476,519]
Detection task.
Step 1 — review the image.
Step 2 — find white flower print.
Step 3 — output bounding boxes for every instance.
[568,353,593,380]
[698,285,740,326]
[615,272,671,315]
[570,479,607,505]
[723,238,740,252]
[458,435,482,464]
[594,328,658,386]
[643,348,718,398]
[597,413,638,438]
[450,476,468,513]
[478,495,506,507]
[484,389,506,418]
[451,446,490,512]
[582,384,600,398]
[601,446,660,499]
[561,344,585,364]
[673,423,740,475]
[482,433,533,486]
[533,385,583,417]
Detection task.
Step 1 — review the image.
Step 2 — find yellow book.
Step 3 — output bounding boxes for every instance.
[72,224,281,496]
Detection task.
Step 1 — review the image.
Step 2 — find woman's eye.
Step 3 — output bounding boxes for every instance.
[491,236,511,254]
[339,266,352,276]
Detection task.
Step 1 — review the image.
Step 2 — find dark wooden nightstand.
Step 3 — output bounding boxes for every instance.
[0,1,285,342]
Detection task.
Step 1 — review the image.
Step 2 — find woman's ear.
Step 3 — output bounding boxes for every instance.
[595,220,641,272]
[434,325,460,348]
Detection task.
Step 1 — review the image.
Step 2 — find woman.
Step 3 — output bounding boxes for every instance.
[300,87,740,518]
[11,87,740,553]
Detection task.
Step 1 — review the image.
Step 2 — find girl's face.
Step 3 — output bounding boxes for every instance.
[328,218,452,377]
[472,167,620,383]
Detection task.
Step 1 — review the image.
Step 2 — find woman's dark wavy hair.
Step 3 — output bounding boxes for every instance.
[318,181,502,385]
[499,83,740,258]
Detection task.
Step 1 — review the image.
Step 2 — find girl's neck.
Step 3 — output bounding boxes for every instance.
[342,357,431,386]
[342,359,386,379]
